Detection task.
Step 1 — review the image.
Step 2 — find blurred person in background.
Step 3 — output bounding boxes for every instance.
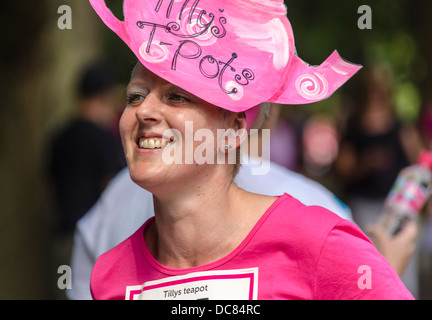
[419,101,432,151]
[418,101,432,297]
[47,61,126,259]
[334,65,423,297]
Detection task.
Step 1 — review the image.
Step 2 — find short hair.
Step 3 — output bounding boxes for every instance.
[78,61,116,99]
[229,103,272,178]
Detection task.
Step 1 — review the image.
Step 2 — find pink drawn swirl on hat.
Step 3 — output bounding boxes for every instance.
[224,80,244,101]
[139,40,170,63]
[295,73,329,100]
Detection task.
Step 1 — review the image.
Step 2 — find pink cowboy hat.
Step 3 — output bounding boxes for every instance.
[89,0,361,128]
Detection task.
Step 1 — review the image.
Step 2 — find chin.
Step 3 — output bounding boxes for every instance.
[129,163,178,193]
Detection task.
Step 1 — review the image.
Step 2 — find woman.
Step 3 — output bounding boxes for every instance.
[122,63,277,266]
[89,0,413,299]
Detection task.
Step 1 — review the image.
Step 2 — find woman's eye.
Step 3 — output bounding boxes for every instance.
[126,93,145,105]
[169,93,190,103]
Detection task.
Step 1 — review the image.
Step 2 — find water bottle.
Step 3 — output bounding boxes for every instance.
[379,150,432,236]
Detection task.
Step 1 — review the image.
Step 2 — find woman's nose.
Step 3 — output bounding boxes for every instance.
[135,94,163,125]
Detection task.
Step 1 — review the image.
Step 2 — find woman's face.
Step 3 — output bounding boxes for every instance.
[120,63,234,191]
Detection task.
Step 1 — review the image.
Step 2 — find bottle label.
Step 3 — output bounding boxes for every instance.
[386,176,429,213]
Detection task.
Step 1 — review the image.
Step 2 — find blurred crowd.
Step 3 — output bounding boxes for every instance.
[266,64,432,299]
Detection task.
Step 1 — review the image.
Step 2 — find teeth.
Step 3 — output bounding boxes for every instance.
[148,139,155,149]
[139,139,147,149]
[138,138,169,149]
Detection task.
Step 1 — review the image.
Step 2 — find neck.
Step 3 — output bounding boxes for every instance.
[145,168,274,269]
[147,178,241,267]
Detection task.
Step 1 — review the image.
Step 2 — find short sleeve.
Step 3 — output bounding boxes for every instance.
[315,219,414,300]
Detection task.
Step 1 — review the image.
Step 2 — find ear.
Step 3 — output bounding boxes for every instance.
[219,112,248,154]
[235,112,248,146]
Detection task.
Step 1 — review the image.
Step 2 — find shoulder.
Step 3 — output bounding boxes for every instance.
[266,193,344,238]
[91,221,142,270]
[264,195,413,299]
[258,193,345,262]
[236,160,353,221]
[314,218,413,299]
[90,220,150,300]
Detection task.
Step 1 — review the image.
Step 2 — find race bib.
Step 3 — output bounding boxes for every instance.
[125,268,259,300]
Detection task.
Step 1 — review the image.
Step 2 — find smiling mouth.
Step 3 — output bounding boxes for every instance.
[137,137,173,149]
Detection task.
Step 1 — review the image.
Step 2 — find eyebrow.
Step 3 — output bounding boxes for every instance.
[127,78,189,94]
[125,85,144,97]
[126,80,147,91]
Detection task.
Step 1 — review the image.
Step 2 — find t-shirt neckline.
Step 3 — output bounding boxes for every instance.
[139,194,289,275]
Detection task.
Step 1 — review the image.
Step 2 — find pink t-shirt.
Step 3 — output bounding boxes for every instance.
[90,194,414,300]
